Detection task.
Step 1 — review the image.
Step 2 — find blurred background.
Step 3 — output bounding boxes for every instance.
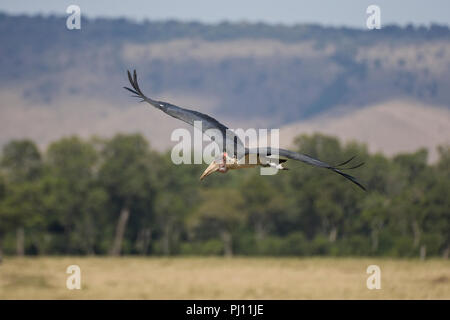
[0,0,449,299]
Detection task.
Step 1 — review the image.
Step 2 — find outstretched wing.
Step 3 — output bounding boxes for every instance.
[124,70,244,156]
[246,147,366,191]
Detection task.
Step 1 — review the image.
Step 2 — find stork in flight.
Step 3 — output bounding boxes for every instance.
[124,70,366,191]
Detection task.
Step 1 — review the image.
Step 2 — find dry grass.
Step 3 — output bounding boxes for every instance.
[0,257,448,299]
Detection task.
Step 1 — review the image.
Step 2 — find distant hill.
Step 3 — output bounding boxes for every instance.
[0,13,449,157]
[280,100,450,162]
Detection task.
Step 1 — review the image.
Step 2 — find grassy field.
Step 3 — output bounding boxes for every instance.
[0,257,448,299]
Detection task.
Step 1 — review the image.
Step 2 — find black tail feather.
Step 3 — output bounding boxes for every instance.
[331,168,366,191]
[335,155,365,171]
[123,86,139,96]
[335,156,356,167]
[341,162,365,170]
[125,69,144,97]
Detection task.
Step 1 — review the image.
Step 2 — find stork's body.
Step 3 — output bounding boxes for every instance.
[124,70,366,191]
[200,152,288,180]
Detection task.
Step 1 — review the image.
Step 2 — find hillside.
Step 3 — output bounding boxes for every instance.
[280,100,450,162]
[0,13,449,156]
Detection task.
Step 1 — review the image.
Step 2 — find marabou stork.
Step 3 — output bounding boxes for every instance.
[124,70,366,191]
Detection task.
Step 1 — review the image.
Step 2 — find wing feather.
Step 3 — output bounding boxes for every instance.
[247,147,366,191]
[124,70,244,155]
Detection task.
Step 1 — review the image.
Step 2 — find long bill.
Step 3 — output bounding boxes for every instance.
[200,161,220,180]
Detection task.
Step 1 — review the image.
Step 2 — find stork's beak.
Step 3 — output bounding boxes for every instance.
[200,161,220,180]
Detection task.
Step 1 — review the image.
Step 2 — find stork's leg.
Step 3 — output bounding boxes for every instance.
[263,161,288,170]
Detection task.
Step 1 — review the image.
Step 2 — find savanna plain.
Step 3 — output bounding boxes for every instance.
[0,257,449,299]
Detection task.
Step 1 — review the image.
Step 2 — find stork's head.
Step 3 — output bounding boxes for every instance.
[200,153,231,180]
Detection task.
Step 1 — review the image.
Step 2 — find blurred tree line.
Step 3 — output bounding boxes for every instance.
[0,133,448,261]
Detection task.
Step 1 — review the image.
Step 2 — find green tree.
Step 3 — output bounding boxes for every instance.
[241,173,279,241]
[1,140,42,183]
[0,140,43,256]
[189,189,245,257]
[99,134,157,256]
[45,136,105,254]
[0,173,7,262]
[153,153,199,255]
[360,193,389,253]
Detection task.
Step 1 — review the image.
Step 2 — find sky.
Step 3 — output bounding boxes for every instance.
[1,0,449,28]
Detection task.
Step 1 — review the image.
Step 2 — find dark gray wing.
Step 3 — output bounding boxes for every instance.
[124,70,244,156]
[246,147,366,191]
